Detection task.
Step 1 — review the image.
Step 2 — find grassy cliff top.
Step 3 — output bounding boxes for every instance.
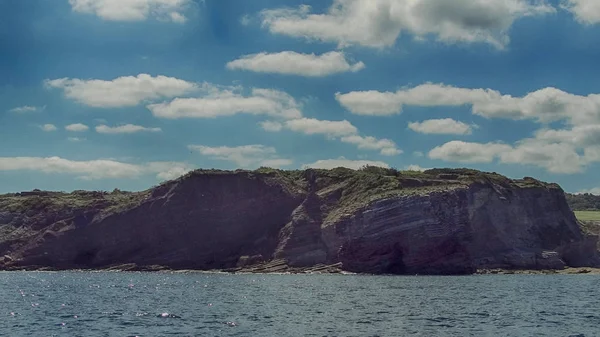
[1,166,559,200]
[0,166,559,218]
[0,189,150,216]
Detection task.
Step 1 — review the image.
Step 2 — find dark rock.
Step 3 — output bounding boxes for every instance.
[0,168,598,275]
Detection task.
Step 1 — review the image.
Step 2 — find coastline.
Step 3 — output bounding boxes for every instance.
[3,265,600,276]
[475,267,600,275]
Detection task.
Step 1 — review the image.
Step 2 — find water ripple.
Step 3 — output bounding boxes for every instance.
[0,272,599,336]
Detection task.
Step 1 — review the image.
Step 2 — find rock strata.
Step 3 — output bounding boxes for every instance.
[0,167,598,274]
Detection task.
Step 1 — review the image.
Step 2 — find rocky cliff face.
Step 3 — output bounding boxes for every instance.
[0,168,598,274]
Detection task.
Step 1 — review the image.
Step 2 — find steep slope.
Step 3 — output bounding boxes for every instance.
[0,168,597,274]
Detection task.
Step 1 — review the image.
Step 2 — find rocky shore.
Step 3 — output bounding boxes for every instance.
[1,167,598,275]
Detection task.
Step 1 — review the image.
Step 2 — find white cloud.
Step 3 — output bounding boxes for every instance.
[285,118,358,137]
[408,118,476,135]
[340,135,402,156]
[240,14,252,26]
[260,117,401,155]
[302,157,389,170]
[146,162,193,181]
[337,83,600,126]
[188,144,292,168]
[429,139,588,174]
[169,11,187,23]
[338,82,600,174]
[499,139,586,174]
[96,124,162,134]
[0,157,140,180]
[260,158,295,168]
[561,0,600,24]
[261,118,357,137]
[67,137,86,142]
[577,187,600,195]
[148,86,302,120]
[261,0,554,49]
[40,124,57,132]
[259,121,284,132]
[226,51,365,77]
[69,0,192,23]
[429,140,511,163]
[534,125,600,147]
[0,156,190,181]
[9,106,44,113]
[45,74,198,108]
[584,146,600,163]
[65,123,89,132]
[404,164,428,172]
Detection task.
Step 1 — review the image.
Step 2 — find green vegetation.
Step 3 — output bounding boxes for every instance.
[574,211,600,222]
[0,167,559,235]
[566,193,600,211]
[0,190,147,215]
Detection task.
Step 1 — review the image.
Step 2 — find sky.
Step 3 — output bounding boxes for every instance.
[1,0,600,194]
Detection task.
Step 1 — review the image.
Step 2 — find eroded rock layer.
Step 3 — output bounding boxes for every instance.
[0,168,597,274]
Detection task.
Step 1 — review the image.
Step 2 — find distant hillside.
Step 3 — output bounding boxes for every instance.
[566,193,600,211]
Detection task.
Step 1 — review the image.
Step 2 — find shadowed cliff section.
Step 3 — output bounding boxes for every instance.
[0,167,598,274]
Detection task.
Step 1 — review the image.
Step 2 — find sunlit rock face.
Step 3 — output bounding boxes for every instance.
[1,168,597,274]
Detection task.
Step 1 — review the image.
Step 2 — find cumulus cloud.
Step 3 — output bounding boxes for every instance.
[146,162,193,181]
[408,118,476,135]
[261,0,554,49]
[337,83,600,126]
[40,124,57,132]
[429,139,588,174]
[404,164,428,172]
[260,118,358,137]
[9,106,44,113]
[0,156,191,181]
[148,86,302,120]
[534,125,600,147]
[576,187,600,195]
[340,135,402,156]
[67,137,86,142]
[260,158,295,168]
[302,157,390,170]
[65,123,89,132]
[188,144,292,168]
[584,146,600,163]
[259,121,284,132]
[69,0,192,23]
[285,118,358,137]
[429,141,511,163]
[499,139,586,174]
[96,124,162,134]
[45,74,198,108]
[226,51,365,77]
[561,0,600,24]
[260,118,402,155]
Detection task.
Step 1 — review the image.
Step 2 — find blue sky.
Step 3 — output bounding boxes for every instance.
[2,0,600,194]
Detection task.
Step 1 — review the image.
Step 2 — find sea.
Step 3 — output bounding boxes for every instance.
[0,272,598,337]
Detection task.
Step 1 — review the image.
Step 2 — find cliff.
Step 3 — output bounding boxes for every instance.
[1,167,598,275]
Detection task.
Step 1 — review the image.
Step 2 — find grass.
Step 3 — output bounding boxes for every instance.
[575,211,600,222]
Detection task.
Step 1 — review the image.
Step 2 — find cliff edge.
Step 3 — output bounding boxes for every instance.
[1,167,598,274]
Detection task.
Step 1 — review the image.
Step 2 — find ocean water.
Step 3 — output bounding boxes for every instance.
[0,272,598,337]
